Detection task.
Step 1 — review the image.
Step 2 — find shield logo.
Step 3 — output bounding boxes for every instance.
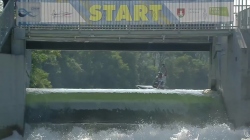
[177,8,185,18]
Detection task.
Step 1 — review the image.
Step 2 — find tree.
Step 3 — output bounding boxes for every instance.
[30,50,61,88]
[30,50,209,89]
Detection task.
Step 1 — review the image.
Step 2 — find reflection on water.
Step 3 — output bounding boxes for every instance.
[24,123,250,140]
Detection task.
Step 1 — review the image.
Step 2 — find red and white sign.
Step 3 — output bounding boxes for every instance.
[177,8,185,18]
[165,2,233,23]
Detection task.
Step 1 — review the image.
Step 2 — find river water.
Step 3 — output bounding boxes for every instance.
[23,123,250,140]
[12,89,250,139]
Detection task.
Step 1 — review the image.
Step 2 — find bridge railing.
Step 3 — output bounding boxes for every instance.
[15,0,239,30]
[237,7,250,29]
[0,0,14,48]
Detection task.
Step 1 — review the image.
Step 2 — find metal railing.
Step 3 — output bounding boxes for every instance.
[0,0,14,48]
[237,7,250,29]
[15,0,240,30]
[5,0,248,31]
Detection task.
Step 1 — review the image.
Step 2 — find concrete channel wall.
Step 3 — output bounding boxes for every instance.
[214,29,250,127]
[0,54,26,138]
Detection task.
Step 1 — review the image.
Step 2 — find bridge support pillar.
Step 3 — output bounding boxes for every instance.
[11,28,26,55]
[25,49,32,88]
[0,28,26,138]
[209,37,218,91]
[215,31,250,128]
[247,35,250,99]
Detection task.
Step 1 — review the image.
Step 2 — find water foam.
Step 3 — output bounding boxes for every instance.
[26,88,204,96]
[23,123,250,140]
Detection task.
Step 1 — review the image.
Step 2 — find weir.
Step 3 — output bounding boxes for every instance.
[25,89,226,125]
[0,0,250,139]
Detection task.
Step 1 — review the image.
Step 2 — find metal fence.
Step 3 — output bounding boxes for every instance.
[0,0,14,48]
[237,8,250,29]
[1,0,249,31]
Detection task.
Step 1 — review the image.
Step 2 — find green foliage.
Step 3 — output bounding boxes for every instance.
[30,50,61,88]
[30,50,209,89]
[168,54,209,89]
[30,67,51,88]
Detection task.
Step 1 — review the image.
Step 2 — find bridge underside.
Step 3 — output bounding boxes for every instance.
[25,29,232,51]
[27,41,211,51]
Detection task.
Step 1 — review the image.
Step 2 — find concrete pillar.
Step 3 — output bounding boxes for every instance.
[209,37,218,91]
[211,36,227,92]
[217,36,228,92]
[11,28,26,55]
[25,49,32,88]
[0,55,26,138]
[11,28,31,88]
[248,30,250,72]
[247,29,250,99]
[241,48,249,100]
[0,28,26,138]
[219,34,243,127]
[219,31,250,128]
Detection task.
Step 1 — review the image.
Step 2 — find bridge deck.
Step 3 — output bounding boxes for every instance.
[1,0,249,51]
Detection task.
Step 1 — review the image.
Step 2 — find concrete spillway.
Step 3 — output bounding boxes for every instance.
[25,88,227,126]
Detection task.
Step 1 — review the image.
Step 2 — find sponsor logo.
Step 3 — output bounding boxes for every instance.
[18,7,39,17]
[31,7,40,10]
[177,8,185,18]
[51,10,73,18]
[209,7,229,16]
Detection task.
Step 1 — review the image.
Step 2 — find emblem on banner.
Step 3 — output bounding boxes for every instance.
[18,7,39,17]
[177,8,185,18]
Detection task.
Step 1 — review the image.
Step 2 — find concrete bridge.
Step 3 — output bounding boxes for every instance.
[0,0,250,137]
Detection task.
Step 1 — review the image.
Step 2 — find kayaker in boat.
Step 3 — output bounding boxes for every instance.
[152,64,167,89]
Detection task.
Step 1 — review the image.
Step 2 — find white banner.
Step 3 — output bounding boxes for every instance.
[40,3,85,23]
[164,2,233,23]
[16,1,233,25]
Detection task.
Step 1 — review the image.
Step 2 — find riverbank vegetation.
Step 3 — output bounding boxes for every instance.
[30,50,209,89]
